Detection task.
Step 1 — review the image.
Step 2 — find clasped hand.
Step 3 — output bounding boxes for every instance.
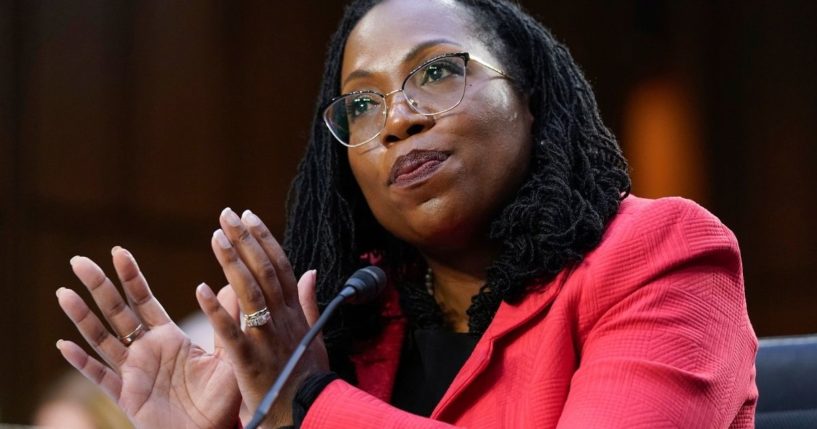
[56,208,328,429]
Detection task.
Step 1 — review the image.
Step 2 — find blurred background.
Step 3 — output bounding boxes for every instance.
[1,0,815,426]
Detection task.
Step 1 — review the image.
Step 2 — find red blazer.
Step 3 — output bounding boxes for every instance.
[302,196,758,428]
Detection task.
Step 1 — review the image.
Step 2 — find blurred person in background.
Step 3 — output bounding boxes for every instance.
[32,372,133,429]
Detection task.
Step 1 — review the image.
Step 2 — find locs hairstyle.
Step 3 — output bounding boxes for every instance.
[283,0,630,367]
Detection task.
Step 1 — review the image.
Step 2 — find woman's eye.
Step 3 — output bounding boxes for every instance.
[424,65,448,82]
[419,60,463,85]
[348,96,379,119]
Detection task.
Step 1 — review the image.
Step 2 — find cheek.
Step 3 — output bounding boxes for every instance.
[348,152,378,199]
[462,87,533,177]
[347,150,395,222]
[349,152,423,242]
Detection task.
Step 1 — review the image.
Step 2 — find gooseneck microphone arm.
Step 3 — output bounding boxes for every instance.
[245,266,386,429]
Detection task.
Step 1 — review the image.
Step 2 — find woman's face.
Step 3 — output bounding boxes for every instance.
[343,0,533,254]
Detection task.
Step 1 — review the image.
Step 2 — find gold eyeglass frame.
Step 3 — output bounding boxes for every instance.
[322,52,509,147]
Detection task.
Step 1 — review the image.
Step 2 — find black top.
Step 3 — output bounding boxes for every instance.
[391,328,479,416]
[287,328,477,428]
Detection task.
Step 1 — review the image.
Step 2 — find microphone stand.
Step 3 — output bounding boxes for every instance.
[245,267,384,429]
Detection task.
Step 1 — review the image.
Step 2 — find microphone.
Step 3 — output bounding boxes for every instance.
[245,266,386,429]
[337,265,387,304]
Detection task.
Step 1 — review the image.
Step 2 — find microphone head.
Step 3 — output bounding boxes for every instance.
[342,266,386,304]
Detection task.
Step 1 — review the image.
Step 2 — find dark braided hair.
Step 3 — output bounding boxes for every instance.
[283,0,630,372]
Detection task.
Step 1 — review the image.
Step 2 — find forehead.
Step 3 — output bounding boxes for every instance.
[342,0,491,85]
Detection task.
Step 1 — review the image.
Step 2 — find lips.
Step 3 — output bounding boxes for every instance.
[389,150,449,186]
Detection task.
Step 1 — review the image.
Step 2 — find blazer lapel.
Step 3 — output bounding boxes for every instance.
[349,284,406,402]
[347,268,571,413]
[430,269,571,419]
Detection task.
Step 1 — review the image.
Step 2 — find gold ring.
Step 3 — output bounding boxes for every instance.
[119,323,146,346]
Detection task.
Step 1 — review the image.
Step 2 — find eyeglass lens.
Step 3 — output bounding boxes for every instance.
[324,55,468,146]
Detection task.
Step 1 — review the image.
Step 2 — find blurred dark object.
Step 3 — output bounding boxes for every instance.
[755,335,817,429]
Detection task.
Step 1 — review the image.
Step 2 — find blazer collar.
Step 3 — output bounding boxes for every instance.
[432,268,571,419]
[349,267,571,409]
[484,268,571,341]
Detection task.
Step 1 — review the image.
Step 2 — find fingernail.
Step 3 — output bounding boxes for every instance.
[56,339,63,350]
[56,287,65,297]
[196,283,215,299]
[69,256,81,266]
[310,269,318,280]
[242,210,261,226]
[213,229,232,249]
[111,246,122,255]
[221,207,241,227]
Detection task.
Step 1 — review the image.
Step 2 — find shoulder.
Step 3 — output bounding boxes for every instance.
[562,195,745,330]
[607,194,736,243]
[545,197,757,428]
[591,194,740,270]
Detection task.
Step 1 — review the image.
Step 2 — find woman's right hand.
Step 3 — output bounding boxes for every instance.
[56,247,242,429]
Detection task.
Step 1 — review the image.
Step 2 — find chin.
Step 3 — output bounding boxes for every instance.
[405,209,487,252]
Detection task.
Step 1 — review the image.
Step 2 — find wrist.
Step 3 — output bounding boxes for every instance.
[291,371,339,427]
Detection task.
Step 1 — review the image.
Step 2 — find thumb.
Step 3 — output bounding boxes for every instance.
[213,284,240,352]
[216,284,240,322]
[297,270,320,327]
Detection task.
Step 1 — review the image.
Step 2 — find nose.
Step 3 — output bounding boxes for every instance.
[380,92,434,145]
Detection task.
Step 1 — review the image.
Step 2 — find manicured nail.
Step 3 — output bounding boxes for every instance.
[69,256,81,266]
[111,245,123,255]
[56,339,63,350]
[221,207,241,227]
[242,210,261,227]
[196,283,215,300]
[213,229,232,249]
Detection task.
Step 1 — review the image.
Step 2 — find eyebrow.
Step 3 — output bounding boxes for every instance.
[341,38,463,88]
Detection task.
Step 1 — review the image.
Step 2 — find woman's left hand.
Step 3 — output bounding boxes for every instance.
[196,208,329,428]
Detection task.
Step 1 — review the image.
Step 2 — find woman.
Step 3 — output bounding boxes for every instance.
[56,0,758,428]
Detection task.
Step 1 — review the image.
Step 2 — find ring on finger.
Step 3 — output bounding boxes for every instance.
[118,323,146,346]
[244,307,271,328]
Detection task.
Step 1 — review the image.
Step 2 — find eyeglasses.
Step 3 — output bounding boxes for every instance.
[322,52,509,147]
